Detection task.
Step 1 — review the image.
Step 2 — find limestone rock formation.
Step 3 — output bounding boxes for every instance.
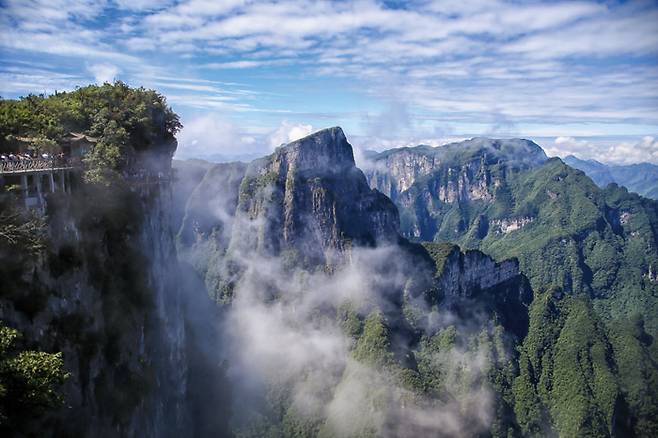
[422,243,532,338]
[229,127,400,267]
[365,138,547,206]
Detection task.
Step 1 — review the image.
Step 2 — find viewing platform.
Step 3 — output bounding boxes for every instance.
[0,159,77,209]
[1,158,76,175]
[1,130,175,210]
[0,130,93,210]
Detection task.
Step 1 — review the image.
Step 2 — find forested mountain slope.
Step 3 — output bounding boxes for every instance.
[364,139,658,436]
[364,141,658,334]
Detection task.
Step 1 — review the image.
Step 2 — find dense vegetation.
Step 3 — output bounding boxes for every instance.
[226,242,534,438]
[366,142,658,436]
[369,146,658,331]
[0,323,69,435]
[513,287,658,437]
[0,82,181,183]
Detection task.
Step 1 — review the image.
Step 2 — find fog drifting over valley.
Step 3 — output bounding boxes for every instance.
[170,130,524,437]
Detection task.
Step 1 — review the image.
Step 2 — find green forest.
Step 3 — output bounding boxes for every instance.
[0,82,181,184]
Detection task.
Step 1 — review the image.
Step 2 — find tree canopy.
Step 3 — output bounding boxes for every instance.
[0,82,182,184]
[0,323,69,434]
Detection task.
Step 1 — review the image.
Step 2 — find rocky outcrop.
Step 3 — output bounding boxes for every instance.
[433,159,498,204]
[439,248,521,297]
[425,244,532,338]
[366,138,546,207]
[363,138,547,241]
[490,216,534,234]
[229,127,400,267]
[364,146,439,201]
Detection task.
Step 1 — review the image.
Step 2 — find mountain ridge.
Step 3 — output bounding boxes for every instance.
[564,154,658,199]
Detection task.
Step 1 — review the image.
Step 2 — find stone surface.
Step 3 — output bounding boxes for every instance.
[229,127,400,267]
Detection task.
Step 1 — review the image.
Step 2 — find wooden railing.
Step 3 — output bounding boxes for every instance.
[0,158,76,174]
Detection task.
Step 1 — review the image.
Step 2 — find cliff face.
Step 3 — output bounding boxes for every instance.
[165,127,536,436]
[229,127,400,267]
[0,163,203,436]
[366,138,546,205]
[439,248,520,296]
[421,243,532,338]
[173,129,533,316]
[176,161,247,301]
[365,147,440,201]
[364,138,547,241]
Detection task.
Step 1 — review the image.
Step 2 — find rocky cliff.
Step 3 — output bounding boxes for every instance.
[421,242,532,338]
[0,160,220,436]
[172,129,535,346]
[220,127,398,271]
[363,138,547,241]
[365,138,547,204]
[174,129,533,315]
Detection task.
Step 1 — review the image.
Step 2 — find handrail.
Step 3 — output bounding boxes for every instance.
[0,158,76,174]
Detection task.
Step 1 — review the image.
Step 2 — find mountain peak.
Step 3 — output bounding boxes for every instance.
[230,127,400,264]
[443,137,548,166]
[275,126,355,174]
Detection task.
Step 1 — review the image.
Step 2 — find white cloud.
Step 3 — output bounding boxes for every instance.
[113,0,174,12]
[544,135,658,165]
[268,121,314,150]
[1,0,657,149]
[606,136,658,165]
[176,114,247,159]
[87,63,120,83]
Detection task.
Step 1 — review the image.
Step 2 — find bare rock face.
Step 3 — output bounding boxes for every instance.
[430,244,532,338]
[490,216,534,234]
[363,138,547,241]
[440,249,521,296]
[230,127,400,267]
[433,159,498,204]
[365,147,439,201]
[367,138,546,207]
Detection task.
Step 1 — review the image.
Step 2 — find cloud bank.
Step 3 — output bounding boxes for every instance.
[544,135,658,165]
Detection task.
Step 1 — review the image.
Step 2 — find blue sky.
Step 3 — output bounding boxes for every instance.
[1,0,657,163]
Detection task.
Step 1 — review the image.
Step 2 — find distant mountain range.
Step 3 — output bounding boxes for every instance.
[564,155,658,199]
